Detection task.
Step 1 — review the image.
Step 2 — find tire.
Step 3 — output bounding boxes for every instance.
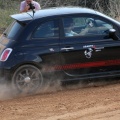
[12,65,43,94]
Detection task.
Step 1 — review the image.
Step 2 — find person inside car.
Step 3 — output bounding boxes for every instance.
[64,18,78,37]
[20,0,41,13]
[80,18,97,35]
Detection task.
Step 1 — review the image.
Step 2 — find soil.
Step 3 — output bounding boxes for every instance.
[0,79,120,120]
[0,33,120,120]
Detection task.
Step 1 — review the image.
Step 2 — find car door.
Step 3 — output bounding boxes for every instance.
[59,15,120,77]
[26,19,62,73]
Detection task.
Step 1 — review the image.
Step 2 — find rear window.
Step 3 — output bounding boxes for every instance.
[4,21,24,39]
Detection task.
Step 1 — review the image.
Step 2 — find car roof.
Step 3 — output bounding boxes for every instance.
[11,7,120,25]
[11,7,96,21]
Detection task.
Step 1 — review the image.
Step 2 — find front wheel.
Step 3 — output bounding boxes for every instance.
[12,65,43,94]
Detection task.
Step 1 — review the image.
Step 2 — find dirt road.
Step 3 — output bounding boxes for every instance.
[0,80,120,120]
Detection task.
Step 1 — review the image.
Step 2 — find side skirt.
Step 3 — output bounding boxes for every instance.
[62,70,120,82]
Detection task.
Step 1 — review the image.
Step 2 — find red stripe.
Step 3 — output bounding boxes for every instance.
[54,59,120,71]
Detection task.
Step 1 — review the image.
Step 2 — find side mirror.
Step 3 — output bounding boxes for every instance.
[109,29,119,40]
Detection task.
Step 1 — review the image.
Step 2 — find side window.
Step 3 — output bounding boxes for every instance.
[95,19,113,33]
[32,20,59,39]
[63,17,86,37]
[80,18,114,36]
[63,17,114,37]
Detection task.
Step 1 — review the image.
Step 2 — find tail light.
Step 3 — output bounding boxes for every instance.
[0,48,12,61]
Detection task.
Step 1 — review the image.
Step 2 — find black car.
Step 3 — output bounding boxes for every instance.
[0,7,120,93]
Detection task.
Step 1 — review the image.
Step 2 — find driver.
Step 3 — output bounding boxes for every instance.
[64,18,78,37]
[80,18,96,35]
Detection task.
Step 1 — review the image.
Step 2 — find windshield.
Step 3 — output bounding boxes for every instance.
[4,20,24,39]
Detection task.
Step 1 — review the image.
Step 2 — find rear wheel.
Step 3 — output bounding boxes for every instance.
[12,65,43,94]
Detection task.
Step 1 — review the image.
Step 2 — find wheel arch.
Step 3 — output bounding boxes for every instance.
[11,61,42,77]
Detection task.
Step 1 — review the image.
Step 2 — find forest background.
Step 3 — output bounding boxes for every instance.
[0,0,120,33]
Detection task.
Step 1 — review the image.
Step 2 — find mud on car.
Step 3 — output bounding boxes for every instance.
[0,7,120,93]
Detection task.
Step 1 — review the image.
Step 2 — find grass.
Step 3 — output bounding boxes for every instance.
[0,9,17,29]
[0,1,19,33]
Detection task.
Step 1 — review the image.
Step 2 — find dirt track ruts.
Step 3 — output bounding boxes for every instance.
[0,80,120,120]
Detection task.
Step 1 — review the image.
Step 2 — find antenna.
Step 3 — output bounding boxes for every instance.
[26,12,34,19]
[32,8,35,17]
[27,2,36,18]
[26,8,36,19]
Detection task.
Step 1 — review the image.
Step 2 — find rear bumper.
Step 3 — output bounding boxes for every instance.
[0,67,12,83]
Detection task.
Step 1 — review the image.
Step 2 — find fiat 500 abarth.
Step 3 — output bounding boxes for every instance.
[0,7,120,93]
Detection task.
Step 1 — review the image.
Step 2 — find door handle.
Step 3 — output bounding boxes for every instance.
[61,47,74,51]
[94,47,104,52]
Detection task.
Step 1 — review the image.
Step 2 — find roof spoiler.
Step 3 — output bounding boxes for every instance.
[10,12,34,22]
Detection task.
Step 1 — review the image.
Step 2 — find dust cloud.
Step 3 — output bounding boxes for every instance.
[0,83,16,100]
[0,73,120,100]
[36,75,120,96]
